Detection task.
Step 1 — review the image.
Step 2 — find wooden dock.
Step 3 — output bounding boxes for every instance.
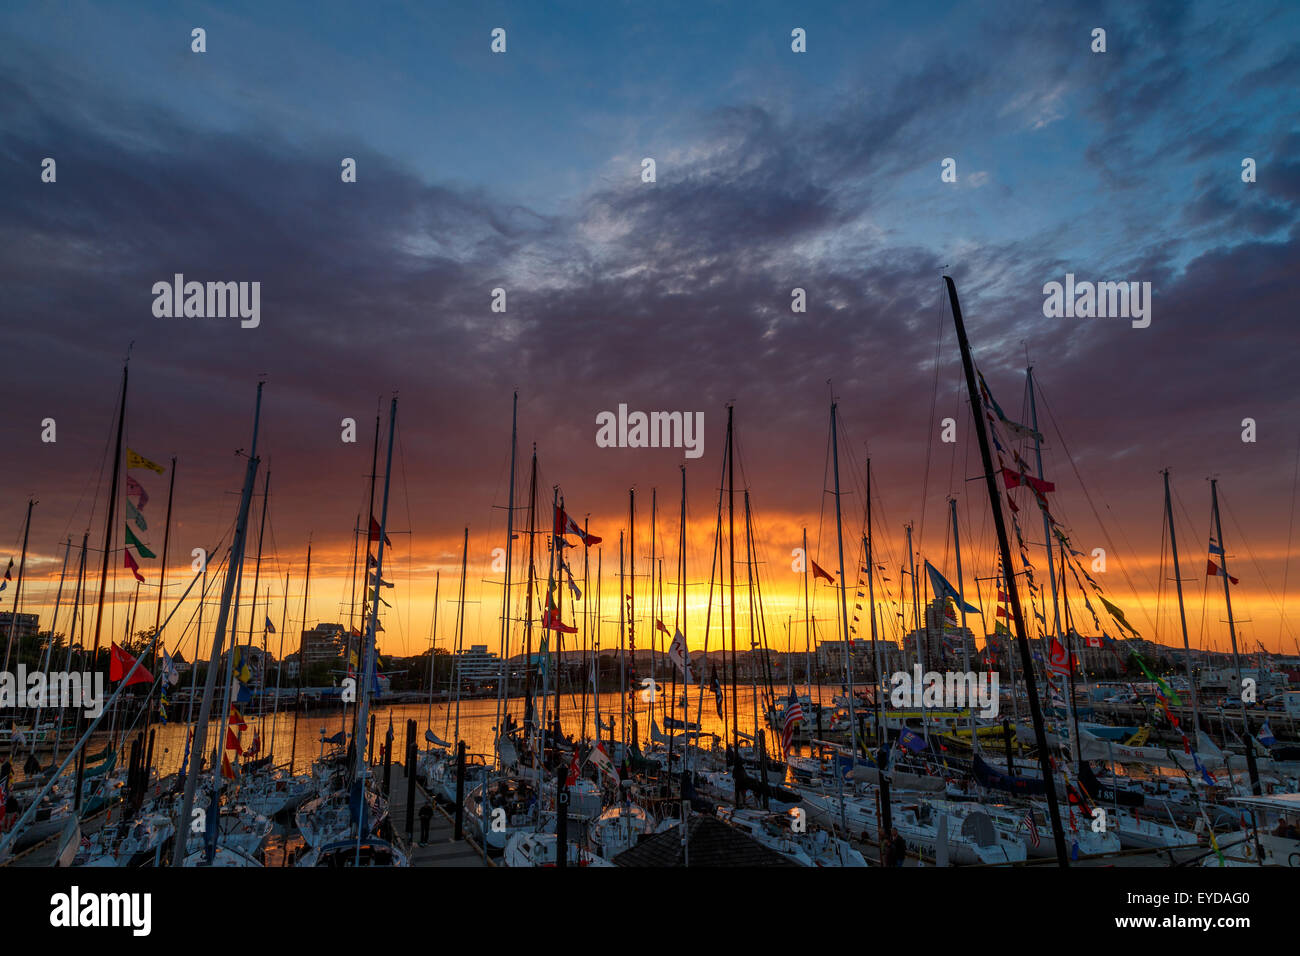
[385,760,491,867]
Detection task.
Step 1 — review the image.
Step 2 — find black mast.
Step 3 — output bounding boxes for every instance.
[944,275,1069,866]
[74,363,127,812]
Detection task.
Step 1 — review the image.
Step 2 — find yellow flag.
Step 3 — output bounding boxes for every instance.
[127,448,165,474]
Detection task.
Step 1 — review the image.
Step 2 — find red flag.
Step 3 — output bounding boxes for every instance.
[1206,559,1238,585]
[109,642,153,685]
[566,749,580,787]
[368,515,391,547]
[228,705,248,732]
[810,559,835,584]
[221,752,235,779]
[1001,467,1054,496]
[225,727,244,755]
[1047,636,1071,675]
[543,600,578,634]
[655,619,670,635]
[124,549,145,583]
[554,506,602,547]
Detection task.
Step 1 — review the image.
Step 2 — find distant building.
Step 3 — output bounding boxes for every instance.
[301,623,348,665]
[455,644,500,682]
[0,612,39,644]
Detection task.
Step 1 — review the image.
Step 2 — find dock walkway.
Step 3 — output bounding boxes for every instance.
[385,760,491,867]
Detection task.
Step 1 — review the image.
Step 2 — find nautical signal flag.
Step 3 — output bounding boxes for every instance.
[368,515,391,547]
[1206,559,1238,585]
[898,728,926,753]
[1208,536,1225,556]
[2,557,12,591]
[542,592,578,633]
[554,506,602,547]
[810,559,835,584]
[126,448,166,474]
[124,525,156,559]
[109,642,153,686]
[265,616,276,634]
[124,548,145,582]
[1047,637,1071,675]
[924,561,979,614]
[126,499,147,531]
[1000,467,1054,497]
[125,475,149,509]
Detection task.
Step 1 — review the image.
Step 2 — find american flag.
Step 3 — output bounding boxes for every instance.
[1023,811,1040,848]
[781,691,804,756]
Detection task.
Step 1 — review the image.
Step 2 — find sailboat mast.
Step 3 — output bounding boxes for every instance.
[618,531,626,756]
[628,487,636,750]
[1209,479,1261,795]
[674,465,686,751]
[1163,470,1199,738]
[74,362,128,811]
[426,571,440,732]
[802,527,812,700]
[829,402,857,757]
[354,396,397,783]
[152,458,178,637]
[906,522,926,742]
[2,497,36,676]
[866,458,882,741]
[246,470,270,718]
[727,405,739,753]
[291,542,311,774]
[650,489,657,730]
[494,391,517,757]
[944,274,1069,866]
[271,572,289,761]
[453,527,468,745]
[1027,368,1076,766]
[172,380,263,864]
[950,498,975,742]
[522,447,538,731]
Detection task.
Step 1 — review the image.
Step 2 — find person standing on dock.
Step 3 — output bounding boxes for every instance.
[419,802,433,845]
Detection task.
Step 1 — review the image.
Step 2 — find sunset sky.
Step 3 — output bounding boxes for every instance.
[2,1,1298,669]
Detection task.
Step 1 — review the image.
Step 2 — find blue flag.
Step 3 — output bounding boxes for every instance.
[1259,721,1277,748]
[924,561,978,614]
[898,728,926,753]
